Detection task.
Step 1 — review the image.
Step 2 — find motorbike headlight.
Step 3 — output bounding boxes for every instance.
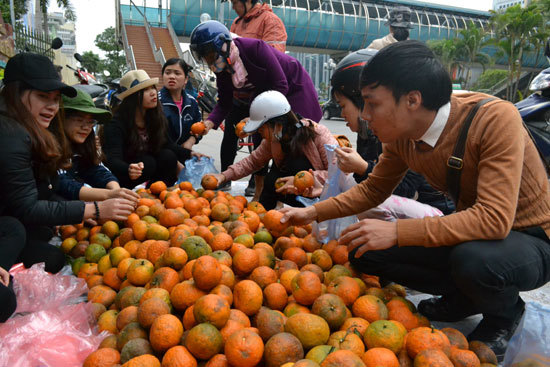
[530,73,550,91]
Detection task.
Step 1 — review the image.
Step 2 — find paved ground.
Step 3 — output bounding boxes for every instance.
[194,116,550,320]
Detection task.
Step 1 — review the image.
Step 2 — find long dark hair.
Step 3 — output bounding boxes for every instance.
[62,110,103,168]
[1,81,71,175]
[267,111,318,157]
[113,86,167,157]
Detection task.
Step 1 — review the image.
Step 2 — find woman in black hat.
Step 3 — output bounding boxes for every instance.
[367,6,414,50]
[0,53,137,274]
[103,70,204,189]
[51,89,139,203]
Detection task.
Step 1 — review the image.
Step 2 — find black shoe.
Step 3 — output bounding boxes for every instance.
[218,181,231,192]
[468,302,525,362]
[418,295,480,322]
[244,184,255,196]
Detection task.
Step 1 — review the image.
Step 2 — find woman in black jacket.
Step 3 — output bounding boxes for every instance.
[103,70,201,188]
[0,53,136,273]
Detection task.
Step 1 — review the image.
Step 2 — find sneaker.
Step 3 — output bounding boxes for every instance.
[218,181,231,192]
[418,294,480,322]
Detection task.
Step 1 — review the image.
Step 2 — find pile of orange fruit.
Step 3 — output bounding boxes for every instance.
[59,180,499,367]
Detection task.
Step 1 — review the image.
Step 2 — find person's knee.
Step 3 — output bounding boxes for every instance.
[139,155,157,179]
[450,243,496,290]
[1,216,26,239]
[44,247,65,274]
[0,285,16,322]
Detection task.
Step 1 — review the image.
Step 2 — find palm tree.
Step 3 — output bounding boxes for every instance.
[37,0,75,34]
[427,38,464,80]
[489,4,544,101]
[456,21,493,89]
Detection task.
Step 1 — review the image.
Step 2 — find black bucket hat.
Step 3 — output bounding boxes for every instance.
[3,53,77,97]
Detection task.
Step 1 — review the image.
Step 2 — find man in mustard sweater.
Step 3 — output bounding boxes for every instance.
[281,41,550,359]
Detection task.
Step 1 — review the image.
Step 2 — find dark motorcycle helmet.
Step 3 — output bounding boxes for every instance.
[330,48,378,108]
[189,20,232,65]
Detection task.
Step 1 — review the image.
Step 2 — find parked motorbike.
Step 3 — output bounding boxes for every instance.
[67,53,111,110]
[515,43,550,161]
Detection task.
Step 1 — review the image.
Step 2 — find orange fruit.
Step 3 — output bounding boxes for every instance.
[291,271,322,306]
[191,121,206,135]
[201,175,218,190]
[149,314,183,352]
[293,170,314,194]
[192,255,222,290]
[327,330,365,358]
[162,345,197,367]
[364,319,407,354]
[83,348,120,367]
[126,259,154,286]
[224,329,264,367]
[233,280,263,316]
[137,297,171,329]
[193,294,231,329]
[185,323,224,360]
[352,295,388,322]
[284,313,330,349]
[263,283,288,311]
[150,181,167,195]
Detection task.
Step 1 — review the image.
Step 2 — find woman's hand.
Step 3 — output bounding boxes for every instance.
[301,171,324,198]
[128,162,144,180]
[0,266,10,287]
[204,120,215,133]
[335,147,368,175]
[98,198,136,221]
[183,136,196,150]
[108,188,140,204]
[210,173,226,187]
[191,151,209,159]
[275,176,296,195]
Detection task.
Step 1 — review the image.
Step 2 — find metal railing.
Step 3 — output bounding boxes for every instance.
[119,9,137,70]
[14,25,54,60]
[166,14,184,59]
[128,0,165,68]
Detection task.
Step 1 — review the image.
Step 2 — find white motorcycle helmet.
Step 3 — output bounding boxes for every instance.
[244,90,291,133]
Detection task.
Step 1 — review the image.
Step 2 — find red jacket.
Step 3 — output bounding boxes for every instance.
[230,3,287,53]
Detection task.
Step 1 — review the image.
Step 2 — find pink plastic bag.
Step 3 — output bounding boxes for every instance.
[12,262,88,313]
[0,302,108,367]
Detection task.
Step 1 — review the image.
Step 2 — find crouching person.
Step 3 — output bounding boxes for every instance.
[280,41,550,361]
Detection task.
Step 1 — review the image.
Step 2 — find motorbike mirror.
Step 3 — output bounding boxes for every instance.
[74,53,83,63]
[51,37,63,50]
[103,70,111,77]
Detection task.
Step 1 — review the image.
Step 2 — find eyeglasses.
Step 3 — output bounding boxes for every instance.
[67,116,98,128]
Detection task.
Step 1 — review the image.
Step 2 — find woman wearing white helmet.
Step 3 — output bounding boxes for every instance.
[211,91,337,209]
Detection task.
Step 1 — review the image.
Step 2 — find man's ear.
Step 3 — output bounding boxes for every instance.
[405,91,422,110]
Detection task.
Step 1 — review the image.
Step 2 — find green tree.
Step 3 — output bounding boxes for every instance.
[456,21,493,89]
[489,4,544,101]
[80,50,102,75]
[471,69,508,92]
[427,38,463,78]
[0,0,27,24]
[94,27,126,78]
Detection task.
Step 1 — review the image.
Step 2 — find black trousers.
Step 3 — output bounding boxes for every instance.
[118,148,178,189]
[220,103,268,176]
[259,155,314,210]
[349,229,550,323]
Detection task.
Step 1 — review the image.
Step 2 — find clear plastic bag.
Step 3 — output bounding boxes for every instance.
[0,302,108,367]
[12,262,88,314]
[177,156,219,189]
[314,144,358,243]
[503,302,550,367]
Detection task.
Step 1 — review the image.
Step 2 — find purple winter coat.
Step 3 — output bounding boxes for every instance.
[207,37,322,127]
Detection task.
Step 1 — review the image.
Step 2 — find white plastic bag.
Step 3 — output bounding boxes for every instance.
[503,301,550,367]
[177,156,219,189]
[314,144,358,243]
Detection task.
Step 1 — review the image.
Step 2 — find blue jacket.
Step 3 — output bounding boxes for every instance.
[57,154,119,200]
[159,87,202,146]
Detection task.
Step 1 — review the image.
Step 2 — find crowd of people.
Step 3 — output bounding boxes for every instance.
[0,1,548,362]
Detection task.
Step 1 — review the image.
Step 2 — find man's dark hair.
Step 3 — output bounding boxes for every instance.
[360,40,452,111]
